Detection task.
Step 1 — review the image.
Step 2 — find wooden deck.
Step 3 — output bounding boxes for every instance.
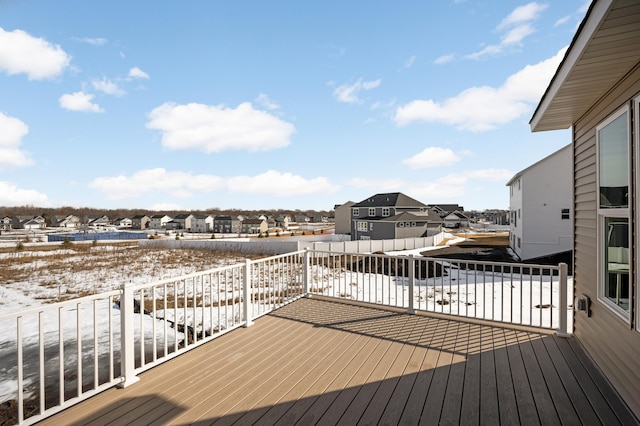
[40,297,638,425]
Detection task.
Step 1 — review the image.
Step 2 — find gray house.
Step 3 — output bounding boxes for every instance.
[213,215,234,233]
[530,0,640,418]
[12,215,46,229]
[172,213,194,231]
[350,192,443,240]
[131,215,150,230]
[1,216,11,230]
[192,214,213,233]
[149,214,171,229]
[50,215,81,228]
[241,218,267,235]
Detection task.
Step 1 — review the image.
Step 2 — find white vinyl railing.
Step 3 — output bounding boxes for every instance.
[0,249,569,425]
[307,250,569,332]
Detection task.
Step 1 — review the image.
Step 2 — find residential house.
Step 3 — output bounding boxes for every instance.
[350,192,443,240]
[0,216,11,230]
[12,215,46,229]
[275,215,291,231]
[51,215,81,228]
[506,144,572,261]
[241,218,267,235]
[149,214,171,229]
[113,217,133,228]
[429,204,465,219]
[85,215,110,228]
[293,214,309,224]
[530,0,640,417]
[213,215,234,233]
[192,214,213,233]
[131,215,150,230]
[334,201,356,235]
[443,211,470,229]
[172,213,194,231]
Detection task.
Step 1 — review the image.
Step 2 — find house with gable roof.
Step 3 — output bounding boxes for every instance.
[350,192,443,240]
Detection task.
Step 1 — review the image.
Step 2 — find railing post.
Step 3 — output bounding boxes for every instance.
[407,255,415,314]
[557,262,570,337]
[303,249,310,297]
[244,259,253,327]
[118,283,140,388]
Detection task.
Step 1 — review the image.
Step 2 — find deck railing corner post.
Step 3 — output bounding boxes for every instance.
[243,259,253,327]
[557,262,570,337]
[303,248,311,297]
[407,255,415,314]
[118,282,140,388]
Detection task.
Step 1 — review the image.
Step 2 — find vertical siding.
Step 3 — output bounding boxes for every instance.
[573,64,640,418]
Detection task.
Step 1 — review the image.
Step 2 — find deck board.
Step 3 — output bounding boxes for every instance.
[37,297,638,426]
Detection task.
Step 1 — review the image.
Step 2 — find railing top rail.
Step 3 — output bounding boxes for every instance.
[0,288,121,321]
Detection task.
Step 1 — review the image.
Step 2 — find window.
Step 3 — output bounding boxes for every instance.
[382,208,390,217]
[352,208,360,217]
[398,222,405,227]
[561,209,570,220]
[369,208,375,216]
[597,106,630,320]
[369,223,373,231]
[357,221,368,231]
[517,237,521,248]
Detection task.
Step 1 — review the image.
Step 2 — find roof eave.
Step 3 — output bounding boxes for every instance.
[530,0,613,132]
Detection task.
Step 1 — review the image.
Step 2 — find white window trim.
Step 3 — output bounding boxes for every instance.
[369,208,375,217]
[596,104,632,323]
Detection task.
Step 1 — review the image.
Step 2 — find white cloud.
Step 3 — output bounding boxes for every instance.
[89,168,225,199]
[92,77,125,96]
[146,102,295,153]
[255,93,279,110]
[75,37,108,46]
[333,78,381,104]
[89,168,338,199]
[0,113,33,170]
[394,48,566,131]
[0,27,71,80]
[404,56,416,68]
[434,53,456,65]
[467,2,548,60]
[227,170,338,196]
[59,91,104,112]
[496,2,548,31]
[554,16,570,27]
[403,147,461,169]
[0,181,49,206]
[128,66,149,79]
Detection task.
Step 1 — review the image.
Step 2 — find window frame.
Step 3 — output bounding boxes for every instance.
[382,207,390,217]
[596,104,632,323]
[368,208,375,217]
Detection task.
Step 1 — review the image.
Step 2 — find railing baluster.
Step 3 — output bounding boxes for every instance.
[17,316,23,424]
[39,311,45,414]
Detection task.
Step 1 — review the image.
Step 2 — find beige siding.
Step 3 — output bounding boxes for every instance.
[572,63,640,417]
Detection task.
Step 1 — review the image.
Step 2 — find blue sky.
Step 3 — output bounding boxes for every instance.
[0,1,589,212]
